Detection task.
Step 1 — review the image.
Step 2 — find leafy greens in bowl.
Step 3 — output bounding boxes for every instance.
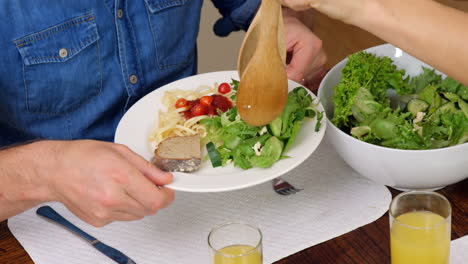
[318,44,468,190]
[332,51,467,149]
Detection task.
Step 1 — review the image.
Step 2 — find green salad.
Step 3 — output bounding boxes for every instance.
[332,51,468,150]
[201,80,323,169]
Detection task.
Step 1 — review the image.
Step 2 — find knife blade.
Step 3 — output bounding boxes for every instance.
[36,206,136,264]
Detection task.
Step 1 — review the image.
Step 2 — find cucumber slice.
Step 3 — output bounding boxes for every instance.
[351,126,371,138]
[206,142,222,167]
[407,99,429,117]
[268,116,282,137]
[224,135,241,149]
[249,136,284,168]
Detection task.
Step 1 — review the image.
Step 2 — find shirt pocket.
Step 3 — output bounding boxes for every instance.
[13,12,102,115]
[145,0,201,69]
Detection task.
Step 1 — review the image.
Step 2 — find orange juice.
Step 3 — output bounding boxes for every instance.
[214,244,262,264]
[391,211,450,264]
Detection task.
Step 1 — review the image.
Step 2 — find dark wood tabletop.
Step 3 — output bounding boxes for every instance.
[1,1,468,263]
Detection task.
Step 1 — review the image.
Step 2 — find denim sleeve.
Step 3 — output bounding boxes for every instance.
[211,0,261,37]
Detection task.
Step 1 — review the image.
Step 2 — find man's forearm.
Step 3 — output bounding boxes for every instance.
[355,0,468,85]
[0,141,51,220]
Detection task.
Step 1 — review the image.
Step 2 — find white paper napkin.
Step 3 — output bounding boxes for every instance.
[8,140,393,264]
[451,236,468,264]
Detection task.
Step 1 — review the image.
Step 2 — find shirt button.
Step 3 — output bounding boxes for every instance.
[59,48,68,58]
[117,9,123,19]
[129,75,138,84]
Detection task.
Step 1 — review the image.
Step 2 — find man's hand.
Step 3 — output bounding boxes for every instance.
[0,140,174,227]
[47,140,175,227]
[282,8,327,92]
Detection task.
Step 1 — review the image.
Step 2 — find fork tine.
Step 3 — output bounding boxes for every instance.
[272,177,303,195]
[280,188,294,195]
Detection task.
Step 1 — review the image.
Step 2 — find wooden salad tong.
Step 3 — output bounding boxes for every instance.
[236,0,288,127]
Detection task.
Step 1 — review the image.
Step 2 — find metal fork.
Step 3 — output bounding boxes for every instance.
[272,177,303,195]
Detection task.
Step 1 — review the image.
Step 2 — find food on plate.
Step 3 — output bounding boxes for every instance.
[332,51,468,150]
[150,80,323,170]
[177,94,233,120]
[152,135,202,172]
[149,82,235,149]
[201,86,322,169]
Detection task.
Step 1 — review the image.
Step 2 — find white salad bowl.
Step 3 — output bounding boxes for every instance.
[318,44,468,190]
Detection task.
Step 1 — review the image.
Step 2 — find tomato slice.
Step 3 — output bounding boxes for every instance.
[191,104,207,116]
[175,98,188,108]
[218,82,231,94]
[200,96,213,106]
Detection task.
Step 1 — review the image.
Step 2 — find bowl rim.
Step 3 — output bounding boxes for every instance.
[318,43,468,154]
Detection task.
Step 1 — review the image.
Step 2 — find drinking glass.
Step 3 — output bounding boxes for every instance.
[390,191,451,264]
[208,222,263,264]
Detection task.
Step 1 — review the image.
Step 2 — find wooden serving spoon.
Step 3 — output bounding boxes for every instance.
[238,6,286,77]
[236,0,288,126]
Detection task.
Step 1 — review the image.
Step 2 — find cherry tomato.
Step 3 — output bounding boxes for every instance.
[218,82,231,94]
[200,96,213,106]
[175,98,188,108]
[191,104,207,116]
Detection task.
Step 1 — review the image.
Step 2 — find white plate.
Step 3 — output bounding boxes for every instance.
[115,71,326,192]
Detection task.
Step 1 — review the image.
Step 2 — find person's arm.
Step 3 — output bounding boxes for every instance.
[355,0,468,86]
[282,0,468,86]
[0,142,50,220]
[0,140,174,227]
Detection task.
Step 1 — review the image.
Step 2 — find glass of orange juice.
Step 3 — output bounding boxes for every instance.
[389,191,451,264]
[208,222,263,264]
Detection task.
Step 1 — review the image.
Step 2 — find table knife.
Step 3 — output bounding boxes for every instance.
[36,206,136,264]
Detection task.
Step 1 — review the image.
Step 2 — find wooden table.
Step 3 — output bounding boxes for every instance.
[1,2,468,263]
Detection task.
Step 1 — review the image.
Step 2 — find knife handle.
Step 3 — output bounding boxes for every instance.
[36,206,97,243]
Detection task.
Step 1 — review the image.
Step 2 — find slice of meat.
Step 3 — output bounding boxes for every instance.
[152,135,202,172]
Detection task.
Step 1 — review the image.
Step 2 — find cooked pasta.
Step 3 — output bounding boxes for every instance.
[149,83,234,149]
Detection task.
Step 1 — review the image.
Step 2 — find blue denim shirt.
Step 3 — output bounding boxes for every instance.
[0,0,259,146]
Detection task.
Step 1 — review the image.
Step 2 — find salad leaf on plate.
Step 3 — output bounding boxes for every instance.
[201,86,322,169]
